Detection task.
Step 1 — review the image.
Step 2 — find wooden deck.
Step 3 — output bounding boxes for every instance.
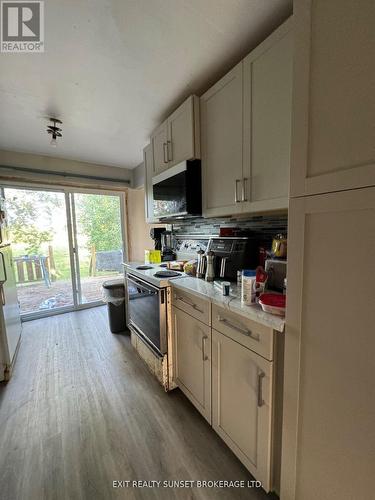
[16,275,121,314]
[0,307,276,500]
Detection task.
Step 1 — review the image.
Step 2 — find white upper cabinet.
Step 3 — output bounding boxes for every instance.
[167,96,200,169]
[143,143,157,223]
[151,121,168,175]
[151,96,200,176]
[290,0,375,197]
[243,23,293,212]
[200,18,293,218]
[201,62,244,217]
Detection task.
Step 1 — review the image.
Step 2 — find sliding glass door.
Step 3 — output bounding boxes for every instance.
[70,192,124,305]
[3,186,125,318]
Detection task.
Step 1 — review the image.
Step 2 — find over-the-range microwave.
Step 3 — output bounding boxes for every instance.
[152,160,202,220]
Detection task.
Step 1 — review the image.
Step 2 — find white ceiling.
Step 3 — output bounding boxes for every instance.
[0,0,292,170]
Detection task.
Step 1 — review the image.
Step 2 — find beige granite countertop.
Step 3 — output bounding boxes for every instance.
[171,277,285,333]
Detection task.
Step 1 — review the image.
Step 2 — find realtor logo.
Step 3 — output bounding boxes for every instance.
[1,1,44,52]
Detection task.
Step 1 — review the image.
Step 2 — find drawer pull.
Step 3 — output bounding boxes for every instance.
[201,335,208,361]
[217,315,260,341]
[175,295,204,314]
[257,371,265,407]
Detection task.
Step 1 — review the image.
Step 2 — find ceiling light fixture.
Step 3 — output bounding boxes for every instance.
[47,118,62,147]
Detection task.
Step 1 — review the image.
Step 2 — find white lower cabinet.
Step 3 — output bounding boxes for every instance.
[172,306,211,423]
[212,329,273,492]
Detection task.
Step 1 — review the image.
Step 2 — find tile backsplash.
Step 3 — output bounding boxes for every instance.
[172,214,288,238]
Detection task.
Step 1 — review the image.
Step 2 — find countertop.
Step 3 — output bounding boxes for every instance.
[171,277,285,333]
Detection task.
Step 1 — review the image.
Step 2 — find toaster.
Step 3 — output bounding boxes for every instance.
[265,259,287,292]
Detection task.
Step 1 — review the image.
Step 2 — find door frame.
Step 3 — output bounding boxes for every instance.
[0,182,128,321]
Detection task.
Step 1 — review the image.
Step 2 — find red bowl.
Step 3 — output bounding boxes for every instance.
[259,293,286,308]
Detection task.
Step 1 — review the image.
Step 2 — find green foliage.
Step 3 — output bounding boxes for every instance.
[77,195,122,252]
[5,191,58,254]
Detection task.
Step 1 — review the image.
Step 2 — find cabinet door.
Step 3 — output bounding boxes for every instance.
[151,121,168,175]
[201,63,244,217]
[167,96,199,168]
[173,306,211,423]
[291,0,375,197]
[143,143,157,223]
[243,21,293,212]
[212,329,273,491]
[281,187,375,500]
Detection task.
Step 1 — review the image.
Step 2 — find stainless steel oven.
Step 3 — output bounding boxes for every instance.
[125,273,167,355]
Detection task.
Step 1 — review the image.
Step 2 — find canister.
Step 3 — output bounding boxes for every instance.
[241,270,257,305]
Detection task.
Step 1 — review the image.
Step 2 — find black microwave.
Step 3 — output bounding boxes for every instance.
[152,160,202,219]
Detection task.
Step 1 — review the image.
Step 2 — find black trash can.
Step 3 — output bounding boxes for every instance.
[102,279,127,334]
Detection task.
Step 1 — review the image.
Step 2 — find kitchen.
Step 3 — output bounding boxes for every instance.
[0,1,374,499]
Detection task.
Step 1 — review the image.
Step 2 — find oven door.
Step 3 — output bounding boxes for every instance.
[126,274,167,355]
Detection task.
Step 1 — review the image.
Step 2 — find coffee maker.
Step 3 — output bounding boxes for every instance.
[150,228,165,252]
[206,237,259,281]
[149,228,176,261]
[161,230,176,261]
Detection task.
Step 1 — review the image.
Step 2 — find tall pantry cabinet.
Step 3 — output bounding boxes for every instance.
[281,1,375,500]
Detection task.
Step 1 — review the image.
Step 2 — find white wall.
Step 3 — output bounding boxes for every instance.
[132,162,145,189]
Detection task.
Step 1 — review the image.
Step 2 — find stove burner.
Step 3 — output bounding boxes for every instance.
[159,263,168,268]
[136,265,153,270]
[153,270,181,278]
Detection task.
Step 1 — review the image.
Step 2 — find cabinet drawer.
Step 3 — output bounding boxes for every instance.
[212,304,274,360]
[172,288,211,326]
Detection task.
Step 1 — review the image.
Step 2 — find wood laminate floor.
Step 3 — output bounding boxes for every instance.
[0,306,276,500]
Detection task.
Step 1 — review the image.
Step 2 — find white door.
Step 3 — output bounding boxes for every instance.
[173,306,211,423]
[281,187,375,500]
[243,22,293,212]
[290,0,375,196]
[167,96,197,168]
[151,121,168,175]
[212,329,273,491]
[201,62,244,217]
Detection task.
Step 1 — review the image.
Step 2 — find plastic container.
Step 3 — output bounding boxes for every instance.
[102,279,127,333]
[241,270,257,305]
[259,293,286,316]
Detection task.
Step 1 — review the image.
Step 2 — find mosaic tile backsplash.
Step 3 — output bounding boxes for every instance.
[171,214,288,238]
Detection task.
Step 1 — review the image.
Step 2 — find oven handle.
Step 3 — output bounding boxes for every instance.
[127,273,161,292]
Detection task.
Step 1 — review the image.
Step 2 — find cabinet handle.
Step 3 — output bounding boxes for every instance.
[235,179,241,203]
[217,315,260,341]
[0,285,5,306]
[175,295,204,314]
[257,371,265,407]
[242,178,248,202]
[163,143,168,163]
[167,140,172,162]
[201,335,208,361]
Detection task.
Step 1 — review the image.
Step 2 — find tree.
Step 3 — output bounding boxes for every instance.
[77,195,122,252]
[5,190,58,254]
